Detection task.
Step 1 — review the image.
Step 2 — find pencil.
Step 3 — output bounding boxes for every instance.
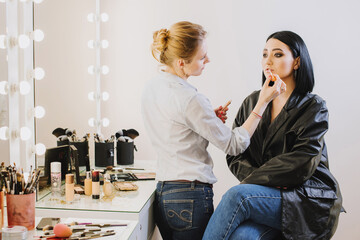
[222,100,232,110]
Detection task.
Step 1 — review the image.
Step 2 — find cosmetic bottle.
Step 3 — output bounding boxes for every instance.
[84,171,92,196]
[103,174,113,197]
[51,162,61,196]
[92,171,100,199]
[65,174,74,202]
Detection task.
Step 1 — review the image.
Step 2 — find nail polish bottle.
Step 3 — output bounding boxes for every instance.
[51,162,61,196]
[84,171,92,196]
[65,174,74,202]
[92,171,100,199]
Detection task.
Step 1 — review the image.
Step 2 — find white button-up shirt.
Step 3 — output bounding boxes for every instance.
[141,71,250,184]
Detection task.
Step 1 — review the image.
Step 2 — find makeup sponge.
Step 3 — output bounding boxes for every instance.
[53,223,72,238]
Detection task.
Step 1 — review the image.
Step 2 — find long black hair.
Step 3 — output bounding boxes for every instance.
[262,31,314,94]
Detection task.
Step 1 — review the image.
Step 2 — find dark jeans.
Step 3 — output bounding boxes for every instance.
[155,181,214,240]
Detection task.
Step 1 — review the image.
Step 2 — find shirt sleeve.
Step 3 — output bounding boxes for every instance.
[183,93,250,156]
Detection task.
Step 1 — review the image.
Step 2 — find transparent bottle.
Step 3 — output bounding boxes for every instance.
[50,162,61,196]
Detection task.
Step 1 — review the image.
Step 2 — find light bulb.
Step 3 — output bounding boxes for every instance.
[102,92,109,101]
[101,65,109,75]
[0,81,8,95]
[18,34,30,49]
[34,106,45,118]
[0,126,9,140]
[34,67,45,80]
[87,13,95,23]
[33,29,44,42]
[101,40,109,49]
[87,40,94,49]
[19,81,31,95]
[0,35,6,49]
[101,13,109,22]
[88,92,95,101]
[102,118,110,127]
[20,127,31,141]
[88,65,95,75]
[35,143,46,155]
[88,117,96,127]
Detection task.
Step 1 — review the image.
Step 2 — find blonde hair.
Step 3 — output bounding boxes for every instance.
[151,21,207,66]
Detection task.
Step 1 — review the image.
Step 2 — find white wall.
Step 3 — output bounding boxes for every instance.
[2,0,359,238]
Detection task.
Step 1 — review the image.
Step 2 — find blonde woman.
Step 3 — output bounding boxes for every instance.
[141,21,285,239]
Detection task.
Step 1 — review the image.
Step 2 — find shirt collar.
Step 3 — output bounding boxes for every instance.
[160,71,197,92]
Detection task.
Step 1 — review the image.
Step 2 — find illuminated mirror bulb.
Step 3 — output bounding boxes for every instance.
[34,67,45,80]
[101,65,109,75]
[88,92,95,101]
[88,65,95,75]
[88,117,96,127]
[102,92,109,101]
[20,127,31,141]
[101,40,109,49]
[0,126,9,140]
[19,81,31,95]
[0,81,9,95]
[0,35,6,49]
[88,40,94,49]
[18,34,30,49]
[101,13,109,22]
[102,118,109,127]
[34,106,45,118]
[35,143,46,155]
[87,13,95,23]
[33,29,44,42]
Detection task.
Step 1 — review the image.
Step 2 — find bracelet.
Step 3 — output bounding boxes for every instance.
[251,111,262,119]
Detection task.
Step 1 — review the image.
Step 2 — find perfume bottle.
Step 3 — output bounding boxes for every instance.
[65,174,74,202]
[51,162,61,196]
[92,171,100,199]
[84,171,92,196]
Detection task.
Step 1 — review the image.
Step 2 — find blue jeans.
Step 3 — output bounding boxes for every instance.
[203,184,282,240]
[155,181,214,240]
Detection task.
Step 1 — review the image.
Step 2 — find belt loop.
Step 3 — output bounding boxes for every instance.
[191,182,195,190]
[159,181,165,193]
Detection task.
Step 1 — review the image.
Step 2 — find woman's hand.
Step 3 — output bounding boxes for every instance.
[214,106,228,123]
[258,74,286,105]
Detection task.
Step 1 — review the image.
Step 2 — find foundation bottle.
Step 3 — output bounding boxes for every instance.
[84,171,92,196]
[103,174,113,197]
[65,174,74,202]
[92,171,100,199]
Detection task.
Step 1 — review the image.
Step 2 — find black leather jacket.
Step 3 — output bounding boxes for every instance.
[227,91,342,240]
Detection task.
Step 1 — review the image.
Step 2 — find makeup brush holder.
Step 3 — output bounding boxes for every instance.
[117,141,134,165]
[57,140,89,167]
[95,142,115,167]
[6,192,36,230]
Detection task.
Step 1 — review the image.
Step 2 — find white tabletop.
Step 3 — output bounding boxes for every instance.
[27,217,138,240]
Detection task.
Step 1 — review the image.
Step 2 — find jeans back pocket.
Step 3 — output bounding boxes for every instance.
[164,199,194,231]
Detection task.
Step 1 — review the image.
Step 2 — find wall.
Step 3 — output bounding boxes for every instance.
[1,0,359,238]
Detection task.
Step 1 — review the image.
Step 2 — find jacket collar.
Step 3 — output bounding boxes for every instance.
[262,91,303,153]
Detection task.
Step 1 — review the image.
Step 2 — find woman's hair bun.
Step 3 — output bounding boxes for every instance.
[153,28,169,52]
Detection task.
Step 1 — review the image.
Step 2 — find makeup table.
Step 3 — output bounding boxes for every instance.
[35,160,157,240]
[5,217,138,240]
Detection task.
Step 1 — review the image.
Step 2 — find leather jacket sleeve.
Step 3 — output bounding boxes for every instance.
[227,94,329,188]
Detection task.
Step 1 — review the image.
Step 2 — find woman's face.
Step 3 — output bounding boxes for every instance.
[262,38,299,82]
[183,40,210,77]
